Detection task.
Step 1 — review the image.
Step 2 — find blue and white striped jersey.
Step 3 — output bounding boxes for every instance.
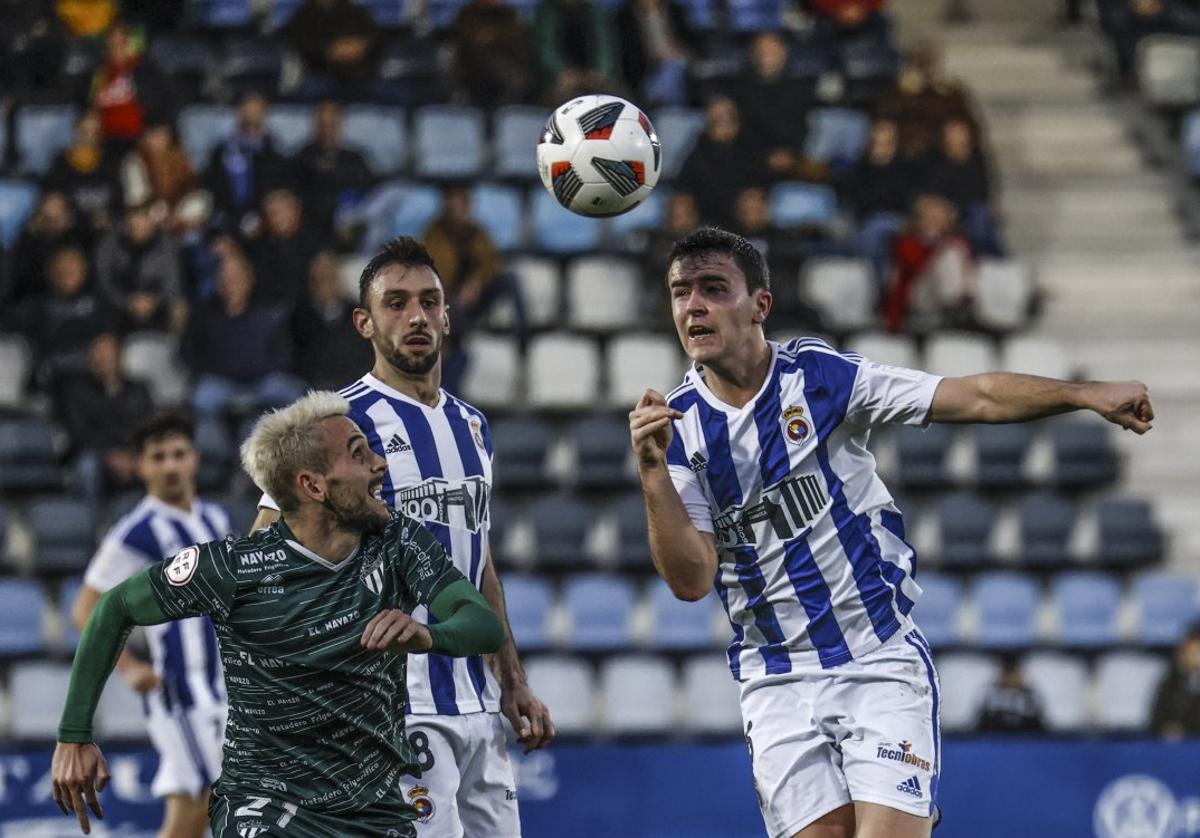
[666,339,942,681]
[261,373,499,716]
[84,495,232,716]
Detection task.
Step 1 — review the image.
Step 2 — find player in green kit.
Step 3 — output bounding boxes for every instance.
[50,391,503,837]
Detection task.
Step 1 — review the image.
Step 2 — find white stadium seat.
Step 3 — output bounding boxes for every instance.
[935,653,1000,732]
[1094,652,1168,731]
[1138,35,1200,107]
[802,258,876,332]
[496,256,561,330]
[460,333,520,409]
[9,662,72,739]
[925,332,996,378]
[681,656,742,735]
[1021,652,1089,732]
[846,333,919,370]
[1001,335,1070,381]
[567,256,642,331]
[527,333,601,409]
[607,333,684,408]
[975,259,1033,331]
[598,656,677,735]
[525,656,595,736]
[0,335,31,409]
[122,332,189,406]
[97,675,150,740]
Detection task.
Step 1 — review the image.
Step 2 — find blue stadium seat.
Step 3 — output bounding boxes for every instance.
[1134,572,1198,646]
[414,106,486,178]
[652,108,704,180]
[428,0,469,29]
[501,575,553,652]
[1097,498,1162,567]
[0,580,47,656]
[937,492,997,567]
[564,575,636,650]
[805,108,870,171]
[494,106,547,180]
[649,582,719,651]
[679,0,717,29]
[0,180,39,248]
[974,572,1039,649]
[728,0,784,30]
[357,181,441,251]
[59,577,83,650]
[179,105,236,170]
[470,183,524,251]
[147,36,212,99]
[490,416,554,490]
[1052,572,1121,649]
[1051,421,1118,488]
[343,106,407,173]
[612,492,652,568]
[893,424,953,490]
[911,572,960,649]
[193,0,254,28]
[268,0,305,28]
[16,105,76,176]
[1018,492,1077,568]
[29,497,95,574]
[266,104,315,155]
[768,182,838,230]
[363,0,408,27]
[528,494,593,568]
[0,415,63,492]
[571,417,633,490]
[609,187,669,245]
[1184,109,1200,176]
[974,424,1033,489]
[529,189,603,253]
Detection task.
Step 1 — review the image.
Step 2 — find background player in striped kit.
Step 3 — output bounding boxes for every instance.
[251,237,552,837]
[71,412,232,838]
[630,227,1154,838]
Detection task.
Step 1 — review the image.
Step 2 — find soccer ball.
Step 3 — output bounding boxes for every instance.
[537,94,662,218]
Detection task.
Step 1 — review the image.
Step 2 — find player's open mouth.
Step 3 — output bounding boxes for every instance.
[370,482,384,501]
[687,325,715,340]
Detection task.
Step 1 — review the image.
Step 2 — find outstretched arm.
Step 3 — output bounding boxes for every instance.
[929,374,1154,433]
[360,579,504,657]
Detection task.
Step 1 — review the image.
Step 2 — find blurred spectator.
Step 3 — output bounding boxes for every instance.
[535,0,620,103]
[121,120,212,234]
[1151,623,1200,739]
[1098,0,1200,83]
[4,191,92,308]
[808,0,891,45]
[89,22,172,147]
[875,41,981,160]
[95,200,184,334]
[283,0,390,103]
[44,111,122,231]
[203,92,290,232]
[450,0,534,107]
[293,101,375,239]
[290,251,374,389]
[920,118,1006,257]
[0,0,68,102]
[616,0,695,107]
[882,194,975,332]
[120,0,185,33]
[976,657,1047,734]
[675,97,772,228]
[181,250,304,424]
[730,187,777,258]
[843,119,917,285]
[55,0,117,36]
[730,31,814,181]
[643,192,700,297]
[246,187,319,308]
[56,332,154,515]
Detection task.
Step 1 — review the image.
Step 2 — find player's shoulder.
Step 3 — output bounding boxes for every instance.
[337,375,379,410]
[665,374,701,412]
[195,496,233,528]
[103,497,163,558]
[778,337,859,364]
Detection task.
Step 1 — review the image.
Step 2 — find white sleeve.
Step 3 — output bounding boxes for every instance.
[667,465,715,534]
[848,360,943,427]
[258,492,279,512]
[82,539,151,593]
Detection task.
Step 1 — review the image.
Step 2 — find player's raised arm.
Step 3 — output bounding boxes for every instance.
[631,389,719,602]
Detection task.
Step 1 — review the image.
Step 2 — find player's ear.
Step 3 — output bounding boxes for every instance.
[751,289,772,325]
[352,306,374,340]
[296,470,325,504]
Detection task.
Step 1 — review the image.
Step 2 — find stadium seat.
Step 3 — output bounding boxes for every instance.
[974,424,1033,489]
[497,256,561,329]
[648,582,720,651]
[607,333,684,409]
[846,333,918,369]
[681,655,741,734]
[1021,652,1089,731]
[460,333,520,409]
[500,575,553,652]
[490,417,554,490]
[1001,335,1070,381]
[1097,498,1162,567]
[528,494,594,568]
[1051,421,1118,489]
[28,497,96,574]
[192,0,254,27]
[0,415,63,492]
[265,104,315,155]
[801,257,876,332]
[925,333,996,377]
[804,108,870,170]
[976,259,1034,331]
[9,662,71,738]
[893,424,953,490]
[1094,652,1169,731]
[0,180,39,248]
[529,189,604,253]
[727,0,783,29]
[610,491,652,567]
[59,577,83,650]
[527,333,601,409]
[414,106,486,178]
[1134,572,1198,646]
[1052,572,1121,649]
[97,676,149,740]
[570,417,633,490]
[179,105,236,169]
[470,183,524,251]
[220,37,283,96]
[0,580,47,657]
[937,492,997,567]
[355,181,441,252]
[267,0,304,28]
[1138,34,1200,107]
[973,572,1039,649]
[524,656,595,735]
[342,106,407,173]
[912,572,961,649]
[122,331,189,406]
[566,256,641,331]
[769,182,839,230]
[609,187,669,245]
[146,35,212,100]
[935,653,1000,732]
[494,106,547,179]
[598,656,676,734]
[195,418,235,492]
[1184,109,1200,176]
[16,105,76,175]
[1017,492,1078,568]
[0,335,31,409]
[652,108,704,180]
[563,574,636,649]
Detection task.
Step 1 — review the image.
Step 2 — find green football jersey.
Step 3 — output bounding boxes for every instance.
[145,510,464,818]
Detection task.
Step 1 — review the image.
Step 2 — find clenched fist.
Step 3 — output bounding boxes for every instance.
[629,389,684,470]
[361,609,433,653]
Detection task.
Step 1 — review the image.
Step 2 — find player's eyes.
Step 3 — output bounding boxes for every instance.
[422,298,439,309]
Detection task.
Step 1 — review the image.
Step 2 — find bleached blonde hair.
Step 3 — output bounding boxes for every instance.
[239,391,350,512]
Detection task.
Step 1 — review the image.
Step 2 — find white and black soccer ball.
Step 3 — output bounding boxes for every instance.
[536,94,662,218]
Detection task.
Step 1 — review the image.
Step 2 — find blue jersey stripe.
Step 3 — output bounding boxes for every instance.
[905,630,940,810]
[121,515,163,563]
[160,622,195,709]
[176,712,213,788]
[349,395,397,510]
[881,508,919,579]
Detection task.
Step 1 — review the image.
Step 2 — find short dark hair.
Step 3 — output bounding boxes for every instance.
[357,236,441,309]
[133,411,194,454]
[667,226,770,293]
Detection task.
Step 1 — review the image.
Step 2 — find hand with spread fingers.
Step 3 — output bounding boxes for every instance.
[361,608,434,654]
[51,741,110,835]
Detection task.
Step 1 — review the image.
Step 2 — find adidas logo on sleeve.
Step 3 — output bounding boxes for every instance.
[385,434,412,455]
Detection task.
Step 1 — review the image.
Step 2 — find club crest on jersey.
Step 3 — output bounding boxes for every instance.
[360,554,385,595]
[782,405,810,444]
[408,785,435,823]
[469,417,485,450]
[165,545,200,586]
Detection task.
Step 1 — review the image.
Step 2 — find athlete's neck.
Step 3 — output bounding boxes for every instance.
[370,357,442,407]
[701,337,773,409]
[150,490,194,515]
[281,509,361,565]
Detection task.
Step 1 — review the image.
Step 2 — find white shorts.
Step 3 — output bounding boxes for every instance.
[399,712,521,838]
[145,705,226,800]
[740,628,941,838]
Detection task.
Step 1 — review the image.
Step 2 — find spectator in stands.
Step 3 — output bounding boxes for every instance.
[535,0,620,103]
[203,92,289,233]
[1099,0,1200,84]
[874,40,981,160]
[808,0,891,46]
[975,657,1047,734]
[246,187,319,308]
[0,0,68,103]
[643,192,700,302]
[56,331,155,516]
[283,0,390,103]
[731,31,814,181]
[121,119,212,234]
[290,251,374,389]
[4,191,91,308]
[921,118,1006,257]
[882,194,976,332]
[1151,623,1200,738]
[181,249,304,425]
[675,96,772,228]
[450,0,535,107]
[44,110,122,231]
[293,101,375,239]
[89,22,171,148]
[616,0,695,107]
[55,0,117,36]
[843,118,917,286]
[95,199,185,334]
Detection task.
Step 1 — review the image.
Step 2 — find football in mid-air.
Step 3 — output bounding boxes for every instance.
[537,94,662,218]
